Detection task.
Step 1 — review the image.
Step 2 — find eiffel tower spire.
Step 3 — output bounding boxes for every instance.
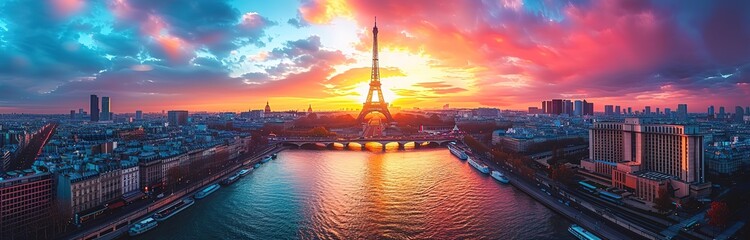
[357,17,394,123]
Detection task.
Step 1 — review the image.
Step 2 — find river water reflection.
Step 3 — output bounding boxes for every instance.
[134,148,572,239]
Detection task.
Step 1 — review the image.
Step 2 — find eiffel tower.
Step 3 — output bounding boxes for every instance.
[356,17,394,123]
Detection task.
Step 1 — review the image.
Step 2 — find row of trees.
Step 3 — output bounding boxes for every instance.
[464,135,541,182]
[457,122,510,134]
[164,149,232,194]
[546,148,587,166]
[294,113,358,128]
[523,137,587,154]
[393,113,452,127]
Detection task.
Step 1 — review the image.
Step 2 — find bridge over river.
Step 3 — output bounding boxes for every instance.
[275,136,459,151]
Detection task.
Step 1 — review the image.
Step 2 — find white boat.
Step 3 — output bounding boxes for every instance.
[153,198,194,221]
[447,143,468,160]
[129,217,158,236]
[468,157,489,174]
[491,170,510,184]
[260,156,272,163]
[194,184,220,199]
[568,224,601,240]
[238,168,251,177]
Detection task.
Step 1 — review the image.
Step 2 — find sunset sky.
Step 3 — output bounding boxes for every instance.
[1,0,749,113]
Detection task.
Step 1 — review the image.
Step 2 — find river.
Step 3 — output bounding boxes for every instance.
[133,148,572,239]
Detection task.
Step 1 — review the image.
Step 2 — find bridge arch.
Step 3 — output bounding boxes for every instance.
[299,142,324,149]
[282,142,302,148]
[347,142,364,150]
[328,142,347,149]
[384,142,400,150]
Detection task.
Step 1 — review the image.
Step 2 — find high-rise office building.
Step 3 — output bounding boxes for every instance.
[541,101,547,114]
[551,99,563,115]
[583,100,594,115]
[677,104,688,119]
[735,106,745,122]
[135,110,143,120]
[655,108,660,115]
[664,108,671,116]
[90,95,99,122]
[644,106,651,115]
[627,107,632,115]
[564,100,573,115]
[604,105,614,115]
[167,110,189,126]
[582,118,709,203]
[101,97,111,121]
[547,101,552,114]
[70,110,76,119]
[0,172,53,238]
[718,106,726,119]
[708,106,715,116]
[615,106,621,115]
[574,100,583,116]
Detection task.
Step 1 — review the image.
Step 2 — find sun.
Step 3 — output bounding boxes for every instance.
[353,82,399,104]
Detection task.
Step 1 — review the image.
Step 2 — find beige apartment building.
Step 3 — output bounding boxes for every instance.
[582,118,710,204]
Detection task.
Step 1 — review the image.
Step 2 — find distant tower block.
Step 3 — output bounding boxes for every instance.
[356,17,394,123]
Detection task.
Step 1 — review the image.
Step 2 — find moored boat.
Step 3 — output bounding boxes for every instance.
[568,224,601,240]
[220,174,240,186]
[260,156,272,163]
[447,143,468,160]
[271,153,278,159]
[468,157,490,174]
[254,163,261,168]
[491,170,510,184]
[153,198,194,221]
[128,217,158,236]
[238,168,251,177]
[194,184,220,199]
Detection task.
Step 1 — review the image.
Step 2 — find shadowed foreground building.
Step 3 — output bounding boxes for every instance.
[0,171,53,239]
[582,118,710,205]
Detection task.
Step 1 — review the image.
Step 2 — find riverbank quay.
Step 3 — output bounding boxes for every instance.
[62,145,285,240]
[458,139,644,240]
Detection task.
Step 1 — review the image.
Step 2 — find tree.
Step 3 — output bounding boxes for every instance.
[681,197,701,212]
[654,187,673,213]
[550,165,576,187]
[707,201,729,229]
[309,126,333,137]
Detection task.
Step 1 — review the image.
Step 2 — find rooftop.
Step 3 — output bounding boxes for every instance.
[633,170,673,181]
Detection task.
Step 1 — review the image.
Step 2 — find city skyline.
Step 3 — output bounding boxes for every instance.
[1,0,750,113]
[3,1,750,240]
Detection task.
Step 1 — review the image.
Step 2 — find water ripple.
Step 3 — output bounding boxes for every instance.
[133,149,571,240]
